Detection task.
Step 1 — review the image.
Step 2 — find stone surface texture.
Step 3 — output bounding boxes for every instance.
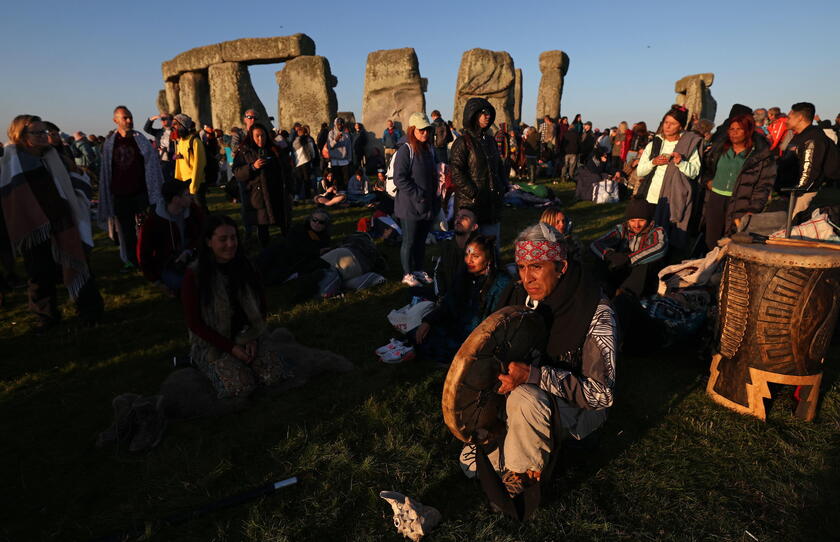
[362,48,426,133]
[209,62,269,132]
[514,68,523,125]
[536,50,570,122]
[675,73,717,122]
[275,56,337,133]
[162,33,315,81]
[178,71,213,128]
[453,48,516,129]
[156,90,168,115]
[164,80,181,114]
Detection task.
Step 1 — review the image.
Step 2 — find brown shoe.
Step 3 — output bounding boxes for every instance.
[501,470,541,498]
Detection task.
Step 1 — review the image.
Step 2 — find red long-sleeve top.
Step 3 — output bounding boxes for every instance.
[180,267,267,355]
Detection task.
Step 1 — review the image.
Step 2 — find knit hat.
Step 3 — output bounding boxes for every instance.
[408,112,431,130]
[173,113,194,131]
[625,198,653,221]
[665,105,688,128]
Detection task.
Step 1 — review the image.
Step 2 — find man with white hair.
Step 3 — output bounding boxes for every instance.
[489,223,618,498]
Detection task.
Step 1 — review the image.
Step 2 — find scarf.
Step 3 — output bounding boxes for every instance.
[0,146,91,297]
[98,130,164,226]
[511,260,601,357]
[188,262,266,366]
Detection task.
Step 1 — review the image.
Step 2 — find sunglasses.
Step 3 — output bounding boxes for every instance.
[244,115,257,120]
[311,217,328,225]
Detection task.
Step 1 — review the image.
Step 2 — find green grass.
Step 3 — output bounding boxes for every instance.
[1,182,838,541]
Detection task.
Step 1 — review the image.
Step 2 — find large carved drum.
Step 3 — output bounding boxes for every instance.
[708,241,840,421]
[442,306,546,443]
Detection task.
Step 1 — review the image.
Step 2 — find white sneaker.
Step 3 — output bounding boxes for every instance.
[413,271,433,284]
[380,344,416,364]
[375,339,404,357]
[401,273,421,287]
[459,444,477,479]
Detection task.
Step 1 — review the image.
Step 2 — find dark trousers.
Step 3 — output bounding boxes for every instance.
[332,164,351,190]
[400,218,432,275]
[22,240,103,324]
[295,163,312,199]
[704,190,730,250]
[113,192,148,266]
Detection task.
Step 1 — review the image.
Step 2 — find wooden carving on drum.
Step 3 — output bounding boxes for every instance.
[442,306,547,443]
[708,241,840,421]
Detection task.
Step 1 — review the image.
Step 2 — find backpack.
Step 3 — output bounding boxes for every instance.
[385,143,414,198]
[822,133,840,184]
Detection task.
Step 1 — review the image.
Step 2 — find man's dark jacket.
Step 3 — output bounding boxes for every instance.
[449,97,506,225]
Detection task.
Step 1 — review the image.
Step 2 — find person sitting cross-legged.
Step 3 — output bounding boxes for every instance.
[590,198,667,298]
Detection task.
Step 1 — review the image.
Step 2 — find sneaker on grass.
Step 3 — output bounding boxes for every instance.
[380,344,415,364]
[459,444,477,479]
[375,338,405,357]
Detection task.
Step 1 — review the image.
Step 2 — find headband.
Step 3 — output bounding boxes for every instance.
[515,240,563,263]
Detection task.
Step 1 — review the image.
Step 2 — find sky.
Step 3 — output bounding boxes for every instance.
[2,0,839,137]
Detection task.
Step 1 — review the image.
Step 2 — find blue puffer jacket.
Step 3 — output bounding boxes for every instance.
[393,139,439,221]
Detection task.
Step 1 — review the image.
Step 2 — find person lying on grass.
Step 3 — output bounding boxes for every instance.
[410,234,510,364]
[181,214,290,398]
[492,223,618,498]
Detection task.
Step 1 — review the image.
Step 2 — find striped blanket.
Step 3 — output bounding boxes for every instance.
[0,145,92,297]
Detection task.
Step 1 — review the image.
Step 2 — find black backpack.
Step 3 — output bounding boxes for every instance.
[821,132,840,184]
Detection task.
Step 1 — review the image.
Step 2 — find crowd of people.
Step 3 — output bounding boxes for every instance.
[1,95,838,505]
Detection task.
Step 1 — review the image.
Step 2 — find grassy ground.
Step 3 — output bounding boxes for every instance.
[1,181,838,541]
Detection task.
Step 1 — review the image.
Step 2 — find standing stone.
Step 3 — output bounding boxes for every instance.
[275,56,337,132]
[156,90,168,115]
[536,51,569,122]
[513,69,523,126]
[164,80,181,115]
[362,48,426,134]
[178,71,212,128]
[675,73,717,123]
[453,49,516,130]
[209,62,269,132]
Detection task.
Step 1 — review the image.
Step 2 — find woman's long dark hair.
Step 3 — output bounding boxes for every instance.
[245,122,276,153]
[196,215,261,303]
[455,233,499,310]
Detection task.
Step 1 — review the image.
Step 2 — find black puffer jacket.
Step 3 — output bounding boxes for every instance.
[449,98,506,224]
[701,133,777,235]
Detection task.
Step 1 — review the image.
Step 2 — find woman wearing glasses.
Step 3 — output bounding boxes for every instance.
[0,115,103,332]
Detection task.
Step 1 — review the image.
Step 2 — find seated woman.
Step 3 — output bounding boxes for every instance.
[411,235,510,363]
[313,170,347,207]
[346,168,377,206]
[181,215,290,398]
[256,210,332,290]
[539,205,582,262]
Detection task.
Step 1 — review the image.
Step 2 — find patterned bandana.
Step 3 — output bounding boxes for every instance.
[515,240,563,263]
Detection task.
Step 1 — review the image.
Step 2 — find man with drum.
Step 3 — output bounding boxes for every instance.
[492,223,619,498]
